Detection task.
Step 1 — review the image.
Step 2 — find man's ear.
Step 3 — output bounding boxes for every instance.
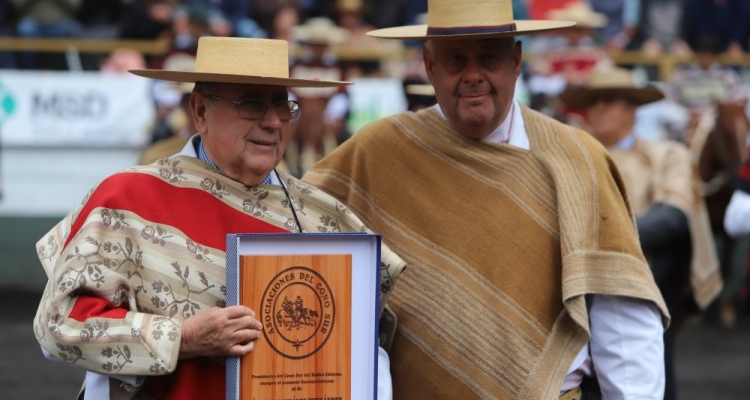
[513,40,522,78]
[423,46,434,83]
[190,92,208,134]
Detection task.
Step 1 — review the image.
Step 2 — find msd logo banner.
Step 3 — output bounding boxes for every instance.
[0,71,155,148]
[0,82,17,125]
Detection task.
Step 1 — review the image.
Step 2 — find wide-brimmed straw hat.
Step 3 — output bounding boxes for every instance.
[546,2,608,29]
[558,68,664,109]
[292,17,349,45]
[130,37,350,88]
[367,0,575,40]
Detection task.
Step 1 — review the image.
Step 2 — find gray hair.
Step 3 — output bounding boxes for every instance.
[193,82,217,96]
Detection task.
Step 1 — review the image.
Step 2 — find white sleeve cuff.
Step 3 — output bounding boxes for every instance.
[589,295,665,400]
[377,346,393,400]
[724,190,750,237]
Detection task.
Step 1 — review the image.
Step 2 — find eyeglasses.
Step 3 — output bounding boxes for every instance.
[205,95,300,121]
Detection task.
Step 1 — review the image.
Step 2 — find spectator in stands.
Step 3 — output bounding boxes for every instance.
[335,0,374,44]
[669,34,746,130]
[138,53,196,165]
[684,0,749,59]
[77,0,122,39]
[296,0,322,17]
[527,2,612,122]
[633,0,691,58]
[269,2,300,45]
[181,0,265,39]
[335,0,403,77]
[366,0,408,30]
[119,0,176,41]
[75,0,124,69]
[100,48,146,73]
[171,3,213,51]
[286,17,349,177]
[254,0,299,40]
[589,0,641,53]
[527,0,580,21]
[0,1,17,68]
[529,2,610,90]
[404,0,428,25]
[10,0,82,69]
[633,82,690,142]
[559,67,721,400]
[148,52,199,143]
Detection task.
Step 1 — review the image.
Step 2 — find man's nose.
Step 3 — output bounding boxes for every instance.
[462,57,485,84]
[259,104,283,130]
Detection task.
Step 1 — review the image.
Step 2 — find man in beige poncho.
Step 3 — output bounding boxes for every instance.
[304,0,670,399]
[559,67,722,400]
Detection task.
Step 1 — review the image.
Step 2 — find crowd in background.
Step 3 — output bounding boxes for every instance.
[2,1,749,137]
[2,0,750,328]
[1,0,748,70]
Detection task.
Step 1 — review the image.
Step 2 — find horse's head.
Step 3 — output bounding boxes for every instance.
[715,99,749,162]
[699,98,750,194]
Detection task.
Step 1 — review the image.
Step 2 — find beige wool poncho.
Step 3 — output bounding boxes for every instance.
[305,106,669,399]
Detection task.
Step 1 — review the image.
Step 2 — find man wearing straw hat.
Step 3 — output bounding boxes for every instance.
[559,67,722,400]
[286,17,350,177]
[304,1,669,399]
[33,37,405,400]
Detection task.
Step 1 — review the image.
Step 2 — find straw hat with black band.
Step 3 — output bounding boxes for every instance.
[130,36,351,88]
[367,0,575,40]
[558,67,665,109]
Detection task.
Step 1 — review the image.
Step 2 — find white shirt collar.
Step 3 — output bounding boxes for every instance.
[178,135,282,185]
[434,99,530,150]
[612,134,636,150]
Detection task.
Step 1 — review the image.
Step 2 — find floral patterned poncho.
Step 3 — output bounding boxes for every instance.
[34,156,405,400]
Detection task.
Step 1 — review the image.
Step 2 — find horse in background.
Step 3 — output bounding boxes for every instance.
[692,99,750,325]
[696,100,749,222]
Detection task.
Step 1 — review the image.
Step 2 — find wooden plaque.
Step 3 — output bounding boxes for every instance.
[240,254,352,399]
[226,233,380,400]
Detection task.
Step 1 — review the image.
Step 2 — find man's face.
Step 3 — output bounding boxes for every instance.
[423,37,521,139]
[192,83,292,186]
[586,95,636,147]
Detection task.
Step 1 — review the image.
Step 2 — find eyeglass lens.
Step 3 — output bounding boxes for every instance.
[239,99,299,121]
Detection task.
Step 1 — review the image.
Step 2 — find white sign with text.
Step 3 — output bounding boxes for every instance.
[0,71,154,148]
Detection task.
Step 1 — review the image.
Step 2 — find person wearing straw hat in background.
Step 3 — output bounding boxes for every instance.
[527,2,611,96]
[334,0,404,78]
[402,80,438,112]
[286,17,350,178]
[33,37,406,400]
[138,52,198,165]
[559,67,722,400]
[527,2,613,123]
[304,0,669,399]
